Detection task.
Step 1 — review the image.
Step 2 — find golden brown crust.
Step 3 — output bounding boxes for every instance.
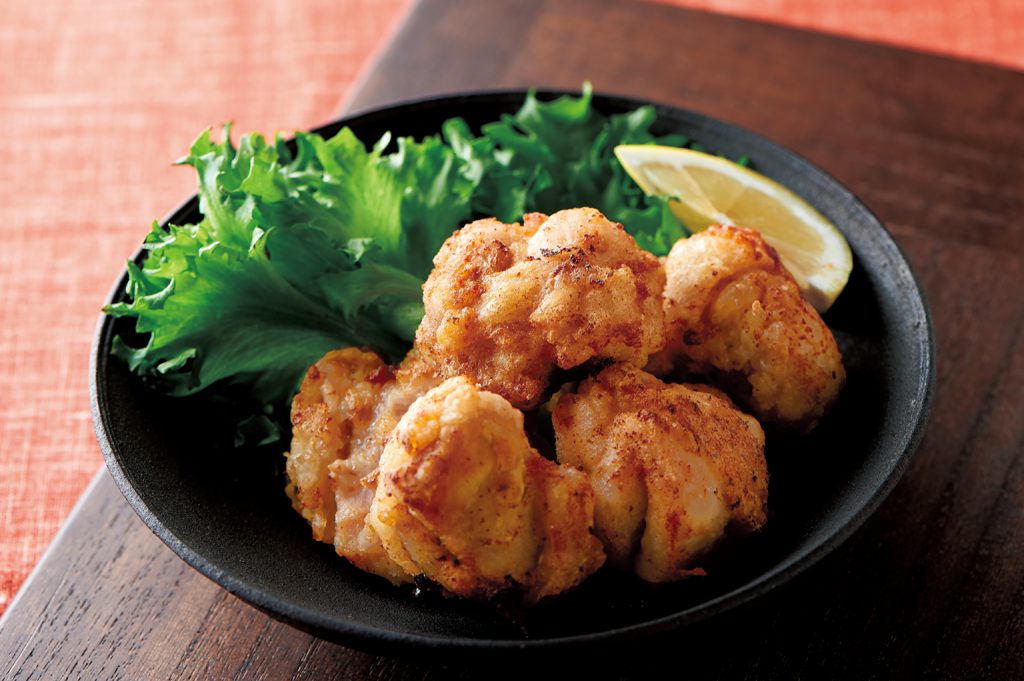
[415,207,666,409]
[654,225,845,431]
[283,220,842,599]
[285,348,438,584]
[553,363,768,582]
[370,377,605,604]
[286,348,384,543]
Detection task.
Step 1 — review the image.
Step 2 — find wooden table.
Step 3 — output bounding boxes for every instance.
[3,0,1023,677]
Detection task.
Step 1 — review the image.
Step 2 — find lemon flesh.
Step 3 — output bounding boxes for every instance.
[614,145,852,311]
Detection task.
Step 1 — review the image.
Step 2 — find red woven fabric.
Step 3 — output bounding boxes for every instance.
[1,0,1021,616]
[0,0,413,614]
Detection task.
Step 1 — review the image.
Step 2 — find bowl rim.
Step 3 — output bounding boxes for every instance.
[91,87,936,654]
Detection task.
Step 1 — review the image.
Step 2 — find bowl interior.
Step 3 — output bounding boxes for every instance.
[93,91,933,653]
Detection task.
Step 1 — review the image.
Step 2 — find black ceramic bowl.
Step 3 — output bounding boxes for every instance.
[91,90,934,657]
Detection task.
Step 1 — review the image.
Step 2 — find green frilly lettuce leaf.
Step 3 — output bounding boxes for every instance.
[106,85,695,444]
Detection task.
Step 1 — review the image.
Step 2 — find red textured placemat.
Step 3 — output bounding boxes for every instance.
[0,0,413,614]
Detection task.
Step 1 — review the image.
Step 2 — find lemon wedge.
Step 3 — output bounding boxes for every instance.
[614,144,852,311]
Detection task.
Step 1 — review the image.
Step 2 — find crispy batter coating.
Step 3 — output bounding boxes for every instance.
[653,225,845,431]
[416,207,666,408]
[285,348,438,584]
[553,363,768,583]
[369,377,605,604]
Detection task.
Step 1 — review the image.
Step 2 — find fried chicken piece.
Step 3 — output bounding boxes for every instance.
[553,363,768,583]
[416,207,666,408]
[285,348,438,584]
[369,376,605,604]
[653,225,845,431]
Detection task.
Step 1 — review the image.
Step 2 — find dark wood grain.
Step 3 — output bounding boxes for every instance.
[3,0,1023,678]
